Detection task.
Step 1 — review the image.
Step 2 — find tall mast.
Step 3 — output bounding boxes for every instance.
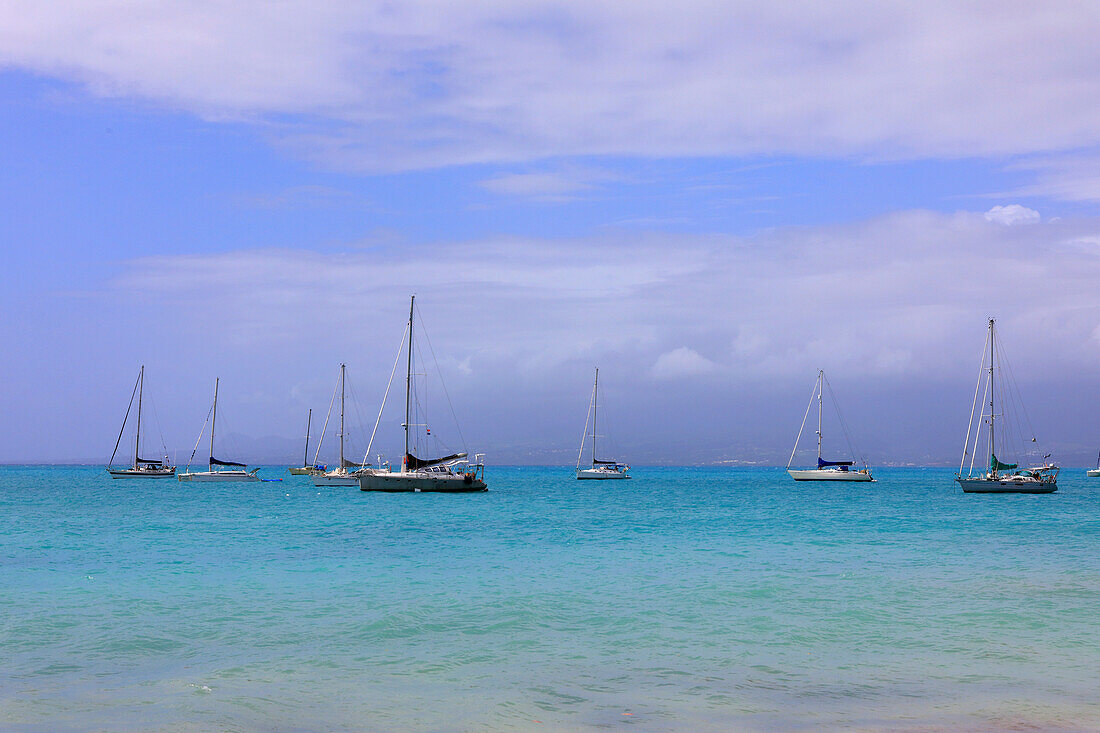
[592,367,598,463]
[989,318,996,476]
[134,365,144,469]
[816,370,823,461]
[210,378,219,472]
[339,363,346,470]
[404,295,415,469]
[303,408,312,468]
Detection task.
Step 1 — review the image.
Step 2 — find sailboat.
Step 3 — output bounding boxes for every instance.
[106,365,176,478]
[288,409,323,475]
[359,296,487,492]
[957,318,1057,493]
[787,369,874,482]
[313,364,365,487]
[178,378,261,482]
[1088,451,1100,478]
[576,368,630,480]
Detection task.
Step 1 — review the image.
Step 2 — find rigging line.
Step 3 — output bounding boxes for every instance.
[185,401,214,471]
[108,372,141,468]
[961,328,990,476]
[994,336,1025,464]
[416,308,467,454]
[364,322,409,465]
[823,372,864,470]
[996,333,1040,459]
[147,392,168,456]
[787,374,819,469]
[970,367,990,477]
[577,376,596,469]
[314,366,341,465]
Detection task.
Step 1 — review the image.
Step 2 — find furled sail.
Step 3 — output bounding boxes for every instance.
[341,458,361,468]
[136,457,164,465]
[593,458,620,465]
[209,456,246,467]
[405,452,467,470]
[818,458,853,468]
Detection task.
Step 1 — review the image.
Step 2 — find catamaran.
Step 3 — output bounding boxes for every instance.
[288,408,324,475]
[359,296,486,492]
[787,369,874,481]
[313,364,365,486]
[957,318,1057,493]
[107,365,176,478]
[178,378,261,482]
[576,367,630,480]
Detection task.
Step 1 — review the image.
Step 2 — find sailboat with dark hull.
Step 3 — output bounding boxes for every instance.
[957,318,1057,493]
[576,368,630,480]
[107,365,176,478]
[359,296,486,492]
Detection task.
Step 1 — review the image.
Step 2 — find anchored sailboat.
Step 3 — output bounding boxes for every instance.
[178,378,261,482]
[288,409,325,475]
[1088,451,1100,478]
[787,370,874,482]
[313,364,365,486]
[107,365,175,478]
[957,318,1057,493]
[359,296,486,492]
[576,368,630,480]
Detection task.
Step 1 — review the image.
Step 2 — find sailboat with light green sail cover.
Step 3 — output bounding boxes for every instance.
[956,318,1057,493]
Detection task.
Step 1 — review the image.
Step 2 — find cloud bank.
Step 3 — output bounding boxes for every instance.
[5,2,1100,169]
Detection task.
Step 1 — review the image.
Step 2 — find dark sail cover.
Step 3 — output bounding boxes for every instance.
[341,458,362,468]
[818,458,853,469]
[405,452,467,470]
[136,457,164,465]
[209,456,246,467]
[593,459,620,465]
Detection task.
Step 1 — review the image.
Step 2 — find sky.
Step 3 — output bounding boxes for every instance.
[3,1,1100,466]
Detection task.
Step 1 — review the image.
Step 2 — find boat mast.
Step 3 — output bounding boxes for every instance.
[816,369,823,463]
[339,363,346,471]
[592,367,598,465]
[989,318,996,477]
[404,295,414,470]
[134,365,144,469]
[303,408,312,468]
[210,378,219,472]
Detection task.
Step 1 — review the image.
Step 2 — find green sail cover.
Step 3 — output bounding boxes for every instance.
[990,454,1017,471]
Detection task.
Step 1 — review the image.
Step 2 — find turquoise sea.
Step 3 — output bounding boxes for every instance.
[2,465,1099,731]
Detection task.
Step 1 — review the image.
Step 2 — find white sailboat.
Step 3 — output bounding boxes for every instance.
[287,408,322,475]
[957,318,1057,493]
[313,364,365,487]
[178,378,261,482]
[107,365,176,478]
[359,296,487,492]
[576,368,630,480]
[1087,451,1100,478]
[787,369,874,482]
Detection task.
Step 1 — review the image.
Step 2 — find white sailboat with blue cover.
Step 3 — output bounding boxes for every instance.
[178,378,261,482]
[787,370,874,482]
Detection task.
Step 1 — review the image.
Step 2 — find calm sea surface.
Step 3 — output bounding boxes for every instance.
[2,465,1099,731]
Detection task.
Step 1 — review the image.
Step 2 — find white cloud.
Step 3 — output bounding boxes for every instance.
[650,347,719,379]
[985,204,1040,225]
[5,3,1100,169]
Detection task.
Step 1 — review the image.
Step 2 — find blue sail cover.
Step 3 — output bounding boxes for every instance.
[818,458,853,469]
[209,456,246,467]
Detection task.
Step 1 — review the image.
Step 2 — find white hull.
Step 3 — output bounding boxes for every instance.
[312,472,363,487]
[576,468,630,480]
[359,471,487,492]
[1087,469,1100,478]
[957,477,1056,493]
[178,470,260,482]
[108,468,176,479]
[788,468,874,482]
[288,466,315,475]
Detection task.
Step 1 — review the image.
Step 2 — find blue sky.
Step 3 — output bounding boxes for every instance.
[4,3,1100,464]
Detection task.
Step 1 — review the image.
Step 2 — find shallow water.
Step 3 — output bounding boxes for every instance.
[2,465,1099,731]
